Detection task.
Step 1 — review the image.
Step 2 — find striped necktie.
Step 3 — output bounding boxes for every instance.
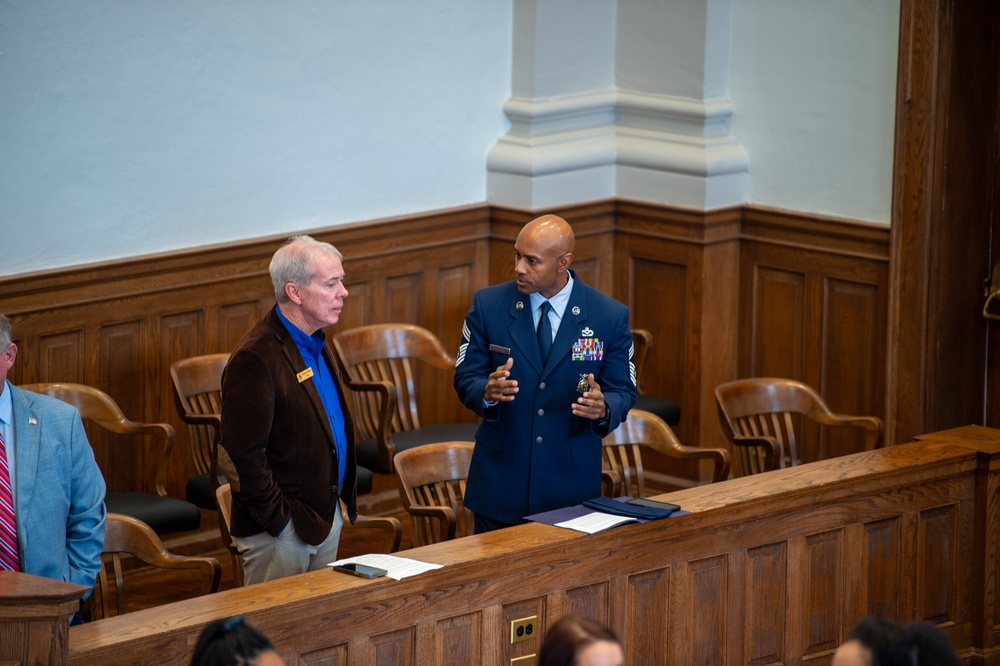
[0,431,19,572]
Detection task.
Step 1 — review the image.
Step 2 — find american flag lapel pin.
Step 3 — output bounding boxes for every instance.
[28,417,37,425]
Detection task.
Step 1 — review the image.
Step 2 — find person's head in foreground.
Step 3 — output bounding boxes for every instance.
[538,615,625,666]
[190,616,284,666]
[832,616,961,666]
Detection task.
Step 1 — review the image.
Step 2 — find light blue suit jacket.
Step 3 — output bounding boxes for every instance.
[9,384,106,590]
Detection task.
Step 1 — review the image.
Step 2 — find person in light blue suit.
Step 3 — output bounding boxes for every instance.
[0,314,106,604]
[454,215,637,533]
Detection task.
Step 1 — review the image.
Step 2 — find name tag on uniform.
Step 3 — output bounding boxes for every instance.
[489,343,511,355]
[297,367,315,383]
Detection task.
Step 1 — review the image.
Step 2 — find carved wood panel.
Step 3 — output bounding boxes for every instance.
[863,516,904,620]
[745,542,786,665]
[625,567,671,666]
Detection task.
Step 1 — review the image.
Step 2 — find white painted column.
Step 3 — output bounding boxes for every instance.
[488,0,748,211]
[487,0,618,209]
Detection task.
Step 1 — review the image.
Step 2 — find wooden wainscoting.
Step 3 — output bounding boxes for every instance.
[612,202,889,483]
[738,206,890,461]
[0,200,891,496]
[0,205,490,497]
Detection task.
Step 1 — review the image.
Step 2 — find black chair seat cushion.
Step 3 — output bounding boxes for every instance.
[634,395,681,425]
[357,465,374,495]
[185,473,217,511]
[106,492,202,535]
[356,422,480,474]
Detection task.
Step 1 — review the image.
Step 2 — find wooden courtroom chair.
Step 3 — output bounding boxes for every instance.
[169,353,230,511]
[87,513,220,620]
[332,323,478,474]
[215,483,402,587]
[20,383,202,535]
[602,409,730,498]
[714,377,884,477]
[393,441,475,547]
[631,329,681,426]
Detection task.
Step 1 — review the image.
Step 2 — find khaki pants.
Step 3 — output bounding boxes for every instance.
[234,508,344,585]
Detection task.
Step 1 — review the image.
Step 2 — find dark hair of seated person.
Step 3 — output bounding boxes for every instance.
[538,615,624,666]
[905,620,962,666]
[845,616,960,666]
[190,615,283,666]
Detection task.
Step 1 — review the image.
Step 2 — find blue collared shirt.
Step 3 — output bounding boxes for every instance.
[275,307,347,489]
[530,273,575,341]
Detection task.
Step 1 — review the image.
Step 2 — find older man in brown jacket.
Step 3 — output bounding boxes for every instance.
[221,235,357,584]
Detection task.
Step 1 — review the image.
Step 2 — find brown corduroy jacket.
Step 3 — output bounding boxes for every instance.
[220,307,357,546]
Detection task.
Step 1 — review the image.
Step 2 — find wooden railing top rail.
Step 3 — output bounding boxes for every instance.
[65,425,1000,665]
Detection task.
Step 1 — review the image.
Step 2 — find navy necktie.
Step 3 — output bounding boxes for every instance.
[537,301,553,362]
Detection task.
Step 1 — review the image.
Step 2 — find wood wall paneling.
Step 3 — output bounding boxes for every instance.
[616,202,741,474]
[747,265,806,381]
[863,516,904,620]
[688,555,728,664]
[219,300,261,352]
[745,541,786,665]
[802,529,843,657]
[38,329,86,386]
[739,208,889,464]
[624,567,671,665]
[436,613,482,666]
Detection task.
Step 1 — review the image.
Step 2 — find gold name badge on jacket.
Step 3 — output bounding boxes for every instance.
[297,367,315,383]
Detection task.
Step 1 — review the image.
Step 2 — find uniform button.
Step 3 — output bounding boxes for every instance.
[537,409,544,417]
[539,382,547,390]
[535,436,543,444]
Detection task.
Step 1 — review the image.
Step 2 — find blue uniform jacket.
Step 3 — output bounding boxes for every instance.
[454,272,637,524]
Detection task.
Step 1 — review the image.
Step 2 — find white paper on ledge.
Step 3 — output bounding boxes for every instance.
[555,511,638,534]
[328,553,444,580]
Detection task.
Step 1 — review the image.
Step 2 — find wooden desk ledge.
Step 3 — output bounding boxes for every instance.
[67,426,1000,665]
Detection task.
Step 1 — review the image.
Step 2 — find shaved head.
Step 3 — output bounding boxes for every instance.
[520,214,575,256]
[514,214,576,298]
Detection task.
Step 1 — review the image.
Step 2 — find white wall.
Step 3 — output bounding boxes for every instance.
[0,1,512,276]
[0,1,901,277]
[728,0,900,224]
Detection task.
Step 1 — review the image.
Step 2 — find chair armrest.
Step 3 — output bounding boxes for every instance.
[663,444,732,484]
[340,377,398,472]
[406,505,458,543]
[817,413,884,449]
[731,435,782,474]
[352,514,403,553]
[154,553,223,595]
[652,441,732,483]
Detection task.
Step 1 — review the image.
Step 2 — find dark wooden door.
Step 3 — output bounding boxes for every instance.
[989,89,1000,429]
[888,0,1000,444]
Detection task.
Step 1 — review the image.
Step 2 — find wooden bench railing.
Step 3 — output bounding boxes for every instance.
[4,425,999,665]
